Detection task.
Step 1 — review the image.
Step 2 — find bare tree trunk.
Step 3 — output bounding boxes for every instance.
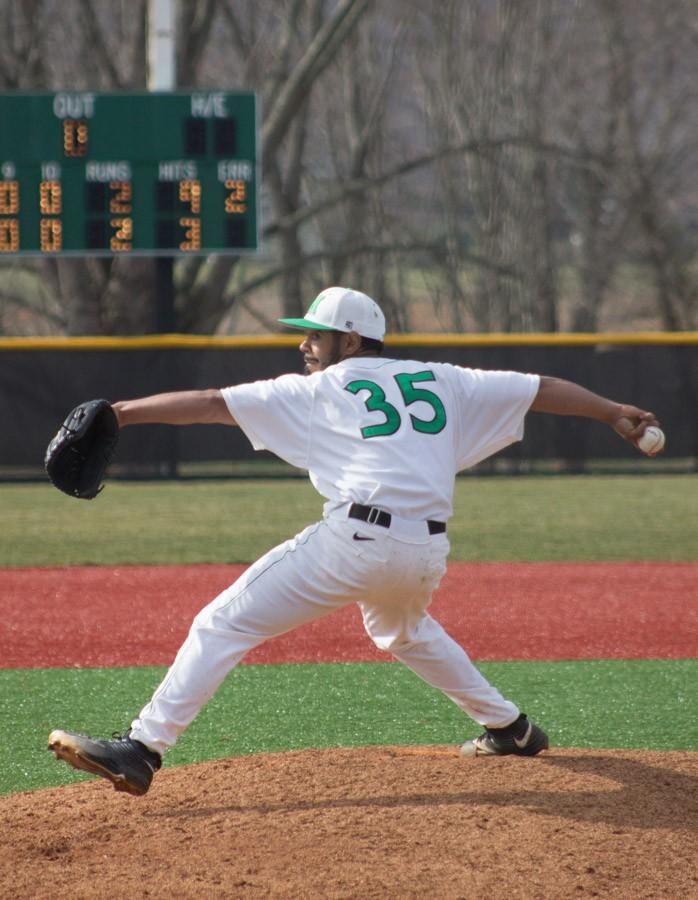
[101,258,157,333]
[57,261,103,335]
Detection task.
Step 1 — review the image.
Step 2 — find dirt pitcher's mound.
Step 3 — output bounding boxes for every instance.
[3,747,697,899]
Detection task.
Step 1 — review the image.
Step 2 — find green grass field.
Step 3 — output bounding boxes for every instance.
[1,474,696,795]
[2,659,696,796]
[3,473,697,566]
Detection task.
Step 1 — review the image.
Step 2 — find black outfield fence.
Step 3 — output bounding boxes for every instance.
[1,332,696,478]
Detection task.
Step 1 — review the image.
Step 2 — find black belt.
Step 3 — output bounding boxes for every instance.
[348,503,446,535]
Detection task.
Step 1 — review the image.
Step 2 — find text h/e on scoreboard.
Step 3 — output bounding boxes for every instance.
[0,91,258,256]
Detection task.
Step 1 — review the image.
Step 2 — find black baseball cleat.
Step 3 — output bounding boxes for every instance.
[48,729,161,796]
[460,713,549,757]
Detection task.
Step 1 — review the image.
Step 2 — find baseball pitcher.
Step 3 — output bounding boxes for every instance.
[48,287,662,795]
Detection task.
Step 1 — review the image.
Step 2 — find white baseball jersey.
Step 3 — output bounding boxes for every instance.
[222,357,539,521]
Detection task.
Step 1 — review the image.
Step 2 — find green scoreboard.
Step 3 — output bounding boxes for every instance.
[0,91,258,256]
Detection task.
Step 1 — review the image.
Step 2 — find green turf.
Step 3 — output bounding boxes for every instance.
[2,474,697,565]
[3,659,695,796]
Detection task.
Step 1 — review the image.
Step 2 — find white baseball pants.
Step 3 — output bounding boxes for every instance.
[130,509,519,755]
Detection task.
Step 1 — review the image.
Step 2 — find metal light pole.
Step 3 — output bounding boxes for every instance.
[148,0,178,477]
[148,0,177,333]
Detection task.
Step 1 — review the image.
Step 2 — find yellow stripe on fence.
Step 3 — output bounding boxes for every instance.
[0,332,697,351]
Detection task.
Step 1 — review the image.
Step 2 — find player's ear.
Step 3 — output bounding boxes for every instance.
[343,331,363,356]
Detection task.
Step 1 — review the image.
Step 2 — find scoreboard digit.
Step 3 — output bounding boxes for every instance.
[0,91,258,256]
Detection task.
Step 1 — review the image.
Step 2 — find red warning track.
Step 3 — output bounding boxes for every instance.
[1,562,695,669]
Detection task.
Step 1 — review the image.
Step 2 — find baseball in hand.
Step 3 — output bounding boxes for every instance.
[637,425,665,455]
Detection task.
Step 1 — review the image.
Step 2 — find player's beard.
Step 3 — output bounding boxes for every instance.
[304,333,344,374]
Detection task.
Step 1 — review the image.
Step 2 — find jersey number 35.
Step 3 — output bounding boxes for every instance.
[345,371,447,439]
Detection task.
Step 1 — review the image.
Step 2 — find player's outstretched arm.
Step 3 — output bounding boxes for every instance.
[529,376,661,452]
[112,389,236,427]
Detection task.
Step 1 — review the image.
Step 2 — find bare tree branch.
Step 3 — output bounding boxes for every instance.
[220,239,518,321]
[235,294,283,332]
[0,290,66,328]
[177,0,219,87]
[348,23,404,177]
[262,0,372,166]
[265,135,608,239]
[77,0,124,87]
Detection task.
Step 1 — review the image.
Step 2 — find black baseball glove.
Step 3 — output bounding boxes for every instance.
[45,399,119,499]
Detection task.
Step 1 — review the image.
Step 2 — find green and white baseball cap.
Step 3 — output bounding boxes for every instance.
[279,287,386,341]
